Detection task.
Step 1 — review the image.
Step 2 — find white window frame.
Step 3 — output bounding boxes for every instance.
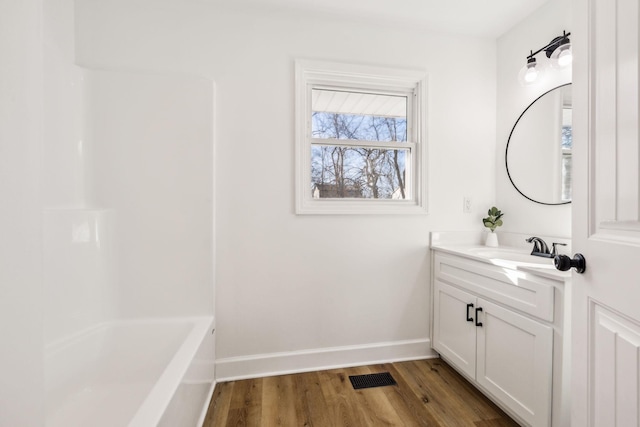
[295,59,428,215]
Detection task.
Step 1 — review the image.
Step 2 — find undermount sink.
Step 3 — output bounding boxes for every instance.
[465,247,555,267]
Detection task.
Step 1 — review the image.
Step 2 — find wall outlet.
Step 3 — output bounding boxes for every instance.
[463,196,472,213]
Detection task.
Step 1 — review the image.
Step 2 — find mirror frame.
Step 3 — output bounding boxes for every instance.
[505,83,572,205]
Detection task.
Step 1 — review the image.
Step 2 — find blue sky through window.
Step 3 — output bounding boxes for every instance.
[310,112,408,199]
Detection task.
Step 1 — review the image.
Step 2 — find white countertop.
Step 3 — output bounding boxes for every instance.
[431,244,571,281]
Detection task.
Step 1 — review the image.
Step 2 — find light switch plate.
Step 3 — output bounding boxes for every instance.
[463,196,472,213]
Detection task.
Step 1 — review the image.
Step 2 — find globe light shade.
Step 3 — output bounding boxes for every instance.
[518,58,544,86]
[524,66,538,83]
[551,42,573,68]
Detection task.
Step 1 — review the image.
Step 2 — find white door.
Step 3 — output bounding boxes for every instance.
[572,0,640,425]
[432,280,477,379]
[476,298,553,427]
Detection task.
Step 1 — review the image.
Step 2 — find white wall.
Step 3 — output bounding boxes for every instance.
[496,0,572,238]
[0,0,46,425]
[75,0,497,377]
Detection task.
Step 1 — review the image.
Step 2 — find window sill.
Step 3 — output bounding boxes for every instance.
[295,199,428,215]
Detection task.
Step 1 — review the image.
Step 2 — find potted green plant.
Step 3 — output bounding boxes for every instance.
[483,206,504,247]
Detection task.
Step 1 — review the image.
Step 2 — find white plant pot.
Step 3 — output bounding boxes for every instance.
[485,231,499,247]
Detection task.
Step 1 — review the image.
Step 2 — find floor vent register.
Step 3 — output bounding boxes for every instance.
[348,372,397,390]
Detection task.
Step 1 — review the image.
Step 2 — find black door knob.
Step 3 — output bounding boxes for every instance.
[554,253,586,274]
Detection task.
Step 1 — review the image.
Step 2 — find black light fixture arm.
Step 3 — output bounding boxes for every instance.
[526,31,571,61]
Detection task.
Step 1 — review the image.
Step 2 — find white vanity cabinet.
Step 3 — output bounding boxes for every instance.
[432,250,567,427]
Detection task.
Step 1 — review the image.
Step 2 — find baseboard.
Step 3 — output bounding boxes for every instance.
[215,338,437,382]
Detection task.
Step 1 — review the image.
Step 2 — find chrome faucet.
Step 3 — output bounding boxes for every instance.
[526,237,550,257]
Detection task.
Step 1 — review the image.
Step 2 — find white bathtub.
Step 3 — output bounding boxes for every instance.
[45,316,215,427]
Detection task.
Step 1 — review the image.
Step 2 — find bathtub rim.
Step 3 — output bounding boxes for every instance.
[44,315,215,427]
[129,315,214,427]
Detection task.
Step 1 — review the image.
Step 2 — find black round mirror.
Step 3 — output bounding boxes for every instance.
[506,83,572,205]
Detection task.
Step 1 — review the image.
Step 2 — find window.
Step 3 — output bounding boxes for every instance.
[295,60,428,214]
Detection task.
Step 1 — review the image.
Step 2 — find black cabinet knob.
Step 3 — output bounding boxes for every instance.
[554,253,586,274]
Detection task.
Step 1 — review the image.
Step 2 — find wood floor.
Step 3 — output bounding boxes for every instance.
[203,358,520,426]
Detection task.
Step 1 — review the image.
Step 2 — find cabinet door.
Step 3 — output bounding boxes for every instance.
[432,280,477,379]
[476,299,553,427]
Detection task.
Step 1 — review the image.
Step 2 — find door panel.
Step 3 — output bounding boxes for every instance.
[476,299,553,427]
[432,280,476,379]
[573,0,640,424]
[592,303,640,426]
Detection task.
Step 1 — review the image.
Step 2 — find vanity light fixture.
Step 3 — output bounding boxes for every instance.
[519,31,572,86]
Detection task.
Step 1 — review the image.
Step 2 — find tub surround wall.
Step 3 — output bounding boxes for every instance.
[43,0,214,338]
[43,0,87,208]
[43,70,214,343]
[42,0,118,347]
[43,209,116,345]
[87,70,214,319]
[496,0,572,238]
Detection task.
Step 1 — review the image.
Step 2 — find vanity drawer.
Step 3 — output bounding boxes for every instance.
[434,253,555,322]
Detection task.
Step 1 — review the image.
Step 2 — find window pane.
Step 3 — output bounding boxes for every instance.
[562,154,572,201]
[311,89,407,142]
[311,145,409,199]
[562,107,572,201]
[562,126,572,149]
[562,108,572,149]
